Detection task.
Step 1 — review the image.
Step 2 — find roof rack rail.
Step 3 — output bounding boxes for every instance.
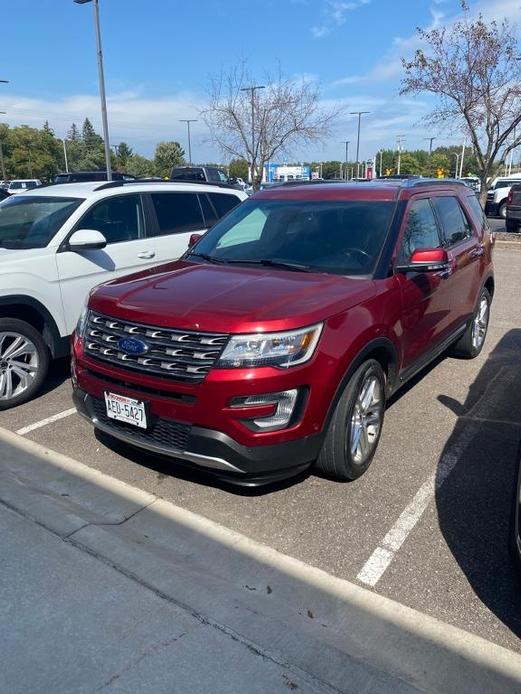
[94,179,241,192]
[406,178,468,188]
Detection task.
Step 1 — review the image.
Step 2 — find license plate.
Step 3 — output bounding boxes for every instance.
[104,392,147,429]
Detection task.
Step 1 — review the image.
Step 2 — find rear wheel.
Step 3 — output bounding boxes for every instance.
[314,359,385,481]
[450,288,491,359]
[506,219,520,233]
[0,318,50,410]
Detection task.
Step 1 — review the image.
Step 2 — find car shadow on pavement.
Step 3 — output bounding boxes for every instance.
[39,356,71,398]
[94,428,312,497]
[435,329,521,638]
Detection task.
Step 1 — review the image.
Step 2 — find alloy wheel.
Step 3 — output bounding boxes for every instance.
[350,375,383,465]
[0,332,39,402]
[471,296,489,350]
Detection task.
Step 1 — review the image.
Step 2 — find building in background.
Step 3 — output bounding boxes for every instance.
[264,163,311,183]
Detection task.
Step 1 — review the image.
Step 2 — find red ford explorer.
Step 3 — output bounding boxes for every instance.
[72,180,494,485]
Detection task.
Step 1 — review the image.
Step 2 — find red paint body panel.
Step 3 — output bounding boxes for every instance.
[73,181,494,474]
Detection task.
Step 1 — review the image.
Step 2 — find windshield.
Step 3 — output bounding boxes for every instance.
[0,196,83,249]
[188,198,396,275]
[494,180,521,190]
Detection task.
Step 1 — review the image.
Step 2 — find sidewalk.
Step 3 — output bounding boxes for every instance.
[2,425,521,694]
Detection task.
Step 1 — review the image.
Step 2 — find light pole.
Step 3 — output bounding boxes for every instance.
[424,136,436,177]
[340,141,350,179]
[74,0,112,181]
[0,82,7,180]
[0,112,6,180]
[63,138,69,173]
[350,111,370,178]
[240,85,265,187]
[451,152,460,178]
[378,149,383,178]
[179,119,198,165]
[396,136,406,175]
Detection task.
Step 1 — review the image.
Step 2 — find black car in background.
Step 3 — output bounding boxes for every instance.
[53,171,136,184]
[506,183,521,233]
[170,165,243,190]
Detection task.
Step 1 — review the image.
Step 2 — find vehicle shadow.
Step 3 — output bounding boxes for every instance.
[94,428,311,497]
[39,356,71,397]
[435,329,521,638]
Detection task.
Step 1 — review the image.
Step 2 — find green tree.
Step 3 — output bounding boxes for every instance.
[154,141,185,178]
[114,142,133,169]
[125,154,155,178]
[228,158,249,181]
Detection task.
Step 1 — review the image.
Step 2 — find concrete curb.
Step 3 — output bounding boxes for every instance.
[2,424,521,693]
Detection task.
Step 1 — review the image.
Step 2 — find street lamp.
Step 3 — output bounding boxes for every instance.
[240,85,265,186]
[0,109,6,181]
[350,111,371,177]
[451,152,460,178]
[340,141,350,179]
[74,0,112,181]
[179,119,198,165]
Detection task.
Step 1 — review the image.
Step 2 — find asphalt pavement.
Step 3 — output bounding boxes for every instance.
[1,240,520,656]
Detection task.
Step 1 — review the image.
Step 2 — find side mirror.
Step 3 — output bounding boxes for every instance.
[396,248,449,273]
[188,233,202,249]
[68,229,107,251]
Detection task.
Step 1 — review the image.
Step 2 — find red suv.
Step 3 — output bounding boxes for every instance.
[72,180,494,485]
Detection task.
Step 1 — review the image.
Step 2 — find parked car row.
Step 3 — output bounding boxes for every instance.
[0,179,246,409]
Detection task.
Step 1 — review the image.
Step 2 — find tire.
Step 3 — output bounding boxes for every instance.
[314,359,386,481]
[498,201,507,219]
[0,318,50,410]
[506,218,520,233]
[450,287,491,359]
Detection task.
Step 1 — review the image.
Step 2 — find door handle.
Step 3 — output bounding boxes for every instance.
[469,245,484,258]
[138,250,156,259]
[435,267,453,279]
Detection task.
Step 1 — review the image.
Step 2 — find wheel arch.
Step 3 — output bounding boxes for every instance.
[322,337,399,434]
[0,296,68,359]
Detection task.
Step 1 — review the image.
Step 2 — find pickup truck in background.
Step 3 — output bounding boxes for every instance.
[506,183,521,233]
[485,176,521,218]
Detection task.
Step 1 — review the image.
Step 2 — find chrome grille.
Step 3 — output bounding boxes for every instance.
[84,311,228,382]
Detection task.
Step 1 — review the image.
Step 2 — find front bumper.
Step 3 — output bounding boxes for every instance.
[73,387,323,486]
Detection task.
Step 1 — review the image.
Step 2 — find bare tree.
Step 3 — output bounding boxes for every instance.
[400,1,521,204]
[202,63,343,190]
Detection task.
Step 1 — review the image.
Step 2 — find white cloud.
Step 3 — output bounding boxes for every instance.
[311,0,370,38]
[0,90,217,159]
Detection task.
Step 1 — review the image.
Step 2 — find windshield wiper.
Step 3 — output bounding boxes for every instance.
[187,252,226,264]
[223,258,311,272]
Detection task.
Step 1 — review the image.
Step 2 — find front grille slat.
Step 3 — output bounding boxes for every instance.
[85,311,228,383]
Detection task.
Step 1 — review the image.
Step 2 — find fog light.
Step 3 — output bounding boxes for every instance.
[233,389,299,431]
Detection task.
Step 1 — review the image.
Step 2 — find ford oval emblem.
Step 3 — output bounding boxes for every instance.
[118,337,149,355]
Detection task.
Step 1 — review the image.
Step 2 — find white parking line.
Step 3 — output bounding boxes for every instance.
[357,423,479,587]
[16,408,77,436]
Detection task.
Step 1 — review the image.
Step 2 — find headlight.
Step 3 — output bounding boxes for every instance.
[218,323,323,368]
[76,304,89,340]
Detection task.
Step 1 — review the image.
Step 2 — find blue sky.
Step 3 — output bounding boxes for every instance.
[1,0,520,162]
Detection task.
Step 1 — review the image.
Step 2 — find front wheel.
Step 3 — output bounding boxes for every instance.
[314,359,386,481]
[0,318,50,410]
[450,288,491,359]
[498,202,507,219]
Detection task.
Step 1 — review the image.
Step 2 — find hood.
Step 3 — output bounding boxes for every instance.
[89,260,376,334]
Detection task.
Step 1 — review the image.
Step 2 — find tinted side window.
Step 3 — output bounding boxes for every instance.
[432,196,472,246]
[150,192,204,236]
[208,192,240,218]
[465,194,489,233]
[79,194,144,244]
[198,194,218,228]
[206,168,220,182]
[398,198,441,262]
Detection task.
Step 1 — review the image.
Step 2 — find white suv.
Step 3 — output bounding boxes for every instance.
[0,180,246,409]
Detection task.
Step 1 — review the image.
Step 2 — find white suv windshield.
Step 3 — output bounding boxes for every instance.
[0,196,83,249]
